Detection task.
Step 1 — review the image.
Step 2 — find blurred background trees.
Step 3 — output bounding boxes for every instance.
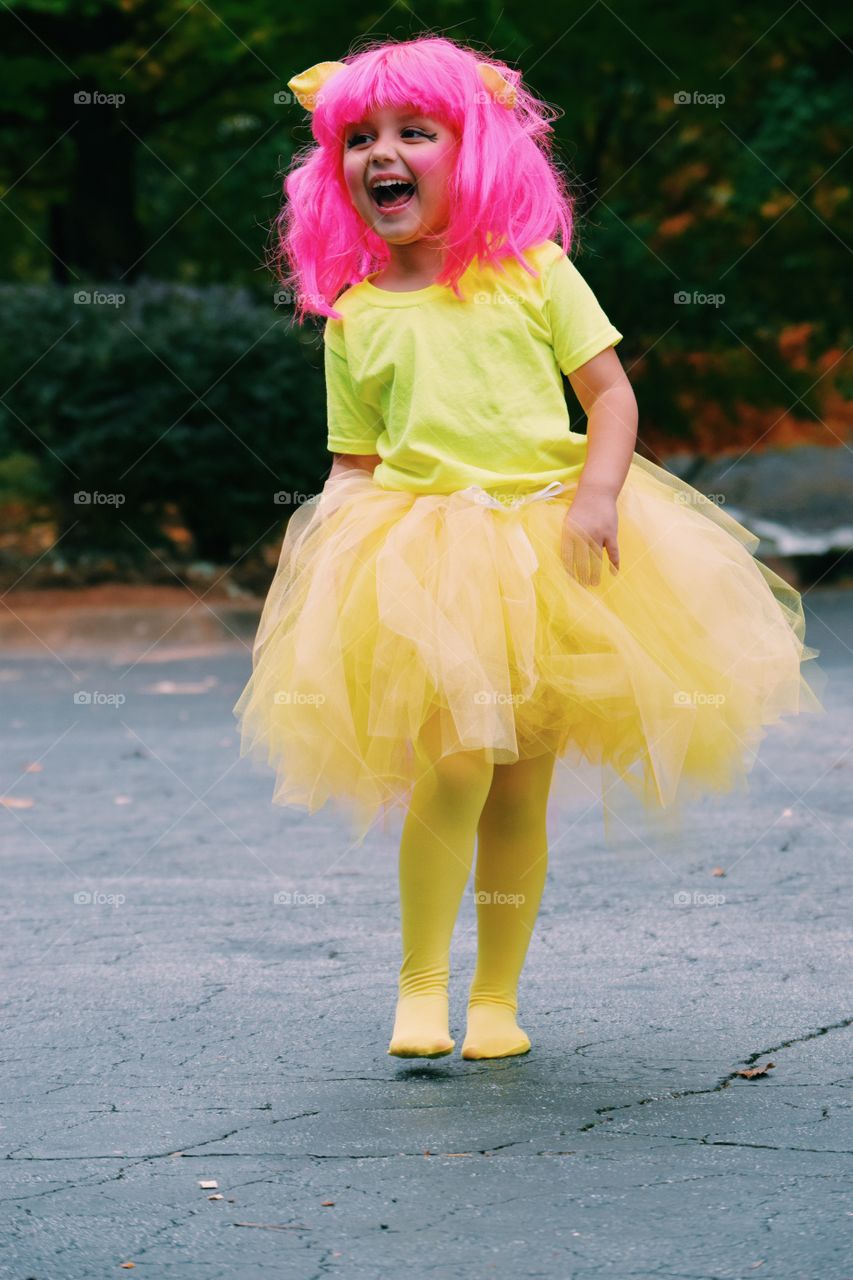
[0,0,849,587]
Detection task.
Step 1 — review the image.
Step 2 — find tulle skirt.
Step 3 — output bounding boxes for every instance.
[232,454,826,850]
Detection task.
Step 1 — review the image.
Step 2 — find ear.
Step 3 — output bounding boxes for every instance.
[287,61,348,112]
[476,62,518,110]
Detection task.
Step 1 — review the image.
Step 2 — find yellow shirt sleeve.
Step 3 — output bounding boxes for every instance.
[324,321,384,455]
[543,251,623,376]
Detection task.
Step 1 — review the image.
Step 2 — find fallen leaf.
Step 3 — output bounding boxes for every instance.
[711,867,726,877]
[321,1200,335,1206]
[198,1179,218,1189]
[736,1061,775,1079]
[0,796,33,809]
[24,762,43,772]
[208,1194,223,1200]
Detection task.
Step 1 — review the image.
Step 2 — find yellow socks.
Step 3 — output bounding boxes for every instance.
[388,744,494,1058]
[461,752,555,1060]
[387,993,454,1059]
[462,1003,531,1060]
[386,733,555,1063]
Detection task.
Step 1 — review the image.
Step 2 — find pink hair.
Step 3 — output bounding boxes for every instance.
[272,34,576,323]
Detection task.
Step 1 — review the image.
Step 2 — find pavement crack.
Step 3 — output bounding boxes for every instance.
[579,1016,853,1133]
[270,1110,323,1125]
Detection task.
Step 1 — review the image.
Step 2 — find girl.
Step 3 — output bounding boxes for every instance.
[233,36,825,1062]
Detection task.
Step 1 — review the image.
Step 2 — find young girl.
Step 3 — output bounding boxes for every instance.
[233,36,826,1063]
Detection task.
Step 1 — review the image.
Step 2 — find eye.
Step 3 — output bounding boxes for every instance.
[345,127,436,148]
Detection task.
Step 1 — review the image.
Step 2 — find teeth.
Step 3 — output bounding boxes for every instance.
[372,178,411,188]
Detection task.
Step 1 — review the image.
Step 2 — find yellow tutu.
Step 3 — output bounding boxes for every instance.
[232,454,826,850]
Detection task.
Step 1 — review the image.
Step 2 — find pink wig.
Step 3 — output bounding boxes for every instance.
[273,34,576,323]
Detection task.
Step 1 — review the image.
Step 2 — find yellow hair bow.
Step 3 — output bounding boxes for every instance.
[287,61,347,112]
[286,58,517,112]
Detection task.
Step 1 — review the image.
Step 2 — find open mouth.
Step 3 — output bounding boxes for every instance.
[369,181,416,213]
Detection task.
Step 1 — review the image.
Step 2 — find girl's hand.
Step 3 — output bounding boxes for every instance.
[560,488,620,587]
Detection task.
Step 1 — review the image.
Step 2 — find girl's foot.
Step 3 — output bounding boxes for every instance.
[461,1001,531,1060]
[387,993,455,1058]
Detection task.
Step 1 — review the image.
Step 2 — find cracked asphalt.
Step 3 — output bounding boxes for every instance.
[1,585,851,1279]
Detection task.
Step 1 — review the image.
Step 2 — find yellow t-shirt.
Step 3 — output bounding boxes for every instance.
[323,238,623,496]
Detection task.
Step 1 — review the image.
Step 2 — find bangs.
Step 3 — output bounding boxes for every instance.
[318,58,465,144]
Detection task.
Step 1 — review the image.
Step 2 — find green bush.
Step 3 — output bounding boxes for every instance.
[0,282,329,567]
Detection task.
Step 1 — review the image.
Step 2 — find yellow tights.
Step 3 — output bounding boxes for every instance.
[388,727,555,1061]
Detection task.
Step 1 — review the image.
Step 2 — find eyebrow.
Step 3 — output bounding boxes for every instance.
[346,112,434,129]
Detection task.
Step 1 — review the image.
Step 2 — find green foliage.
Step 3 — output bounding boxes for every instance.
[0,451,53,508]
[0,282,328,562]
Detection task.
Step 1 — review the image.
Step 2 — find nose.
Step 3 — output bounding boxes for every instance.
[369,137,397,164]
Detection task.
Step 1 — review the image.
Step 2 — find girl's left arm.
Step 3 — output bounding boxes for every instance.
[568,346,638,499]
[562,347,639,584]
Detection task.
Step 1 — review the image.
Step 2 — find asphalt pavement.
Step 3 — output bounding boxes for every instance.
[1,586,851,1279]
